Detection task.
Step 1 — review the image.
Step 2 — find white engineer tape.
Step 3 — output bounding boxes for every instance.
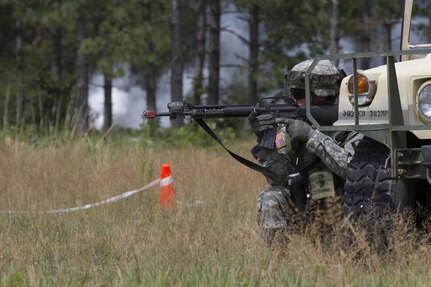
[160,175,173,187]
[0,178,160,215]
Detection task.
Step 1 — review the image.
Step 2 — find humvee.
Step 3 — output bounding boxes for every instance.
[304,0,431,222]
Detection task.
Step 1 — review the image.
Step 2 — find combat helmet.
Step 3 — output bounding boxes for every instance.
[285,59,346,105]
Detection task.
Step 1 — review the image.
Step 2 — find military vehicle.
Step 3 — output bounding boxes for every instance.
[304,0,431,222]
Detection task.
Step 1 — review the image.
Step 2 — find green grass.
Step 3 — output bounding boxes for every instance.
[0,135,430,286]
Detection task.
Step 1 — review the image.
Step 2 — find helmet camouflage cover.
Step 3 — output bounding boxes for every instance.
[286,59,345,104]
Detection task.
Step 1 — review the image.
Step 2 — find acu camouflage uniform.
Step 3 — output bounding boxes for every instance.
[254,128,361,243]
[253,59,361,244]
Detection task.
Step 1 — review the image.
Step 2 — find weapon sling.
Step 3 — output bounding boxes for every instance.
[194,118,322,177]
[194,118,277,176]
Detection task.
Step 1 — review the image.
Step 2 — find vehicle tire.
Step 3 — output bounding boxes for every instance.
[343,137,412,246]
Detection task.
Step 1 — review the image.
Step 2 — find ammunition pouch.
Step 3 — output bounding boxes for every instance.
[252,146,295,186]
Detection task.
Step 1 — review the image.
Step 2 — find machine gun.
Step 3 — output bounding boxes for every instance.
[143,99,338,149]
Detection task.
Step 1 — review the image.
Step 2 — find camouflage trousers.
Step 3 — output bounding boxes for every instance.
[256,185,297,244]
[257,185,343,245]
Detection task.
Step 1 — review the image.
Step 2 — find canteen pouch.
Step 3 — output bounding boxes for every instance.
[309,171,335,200]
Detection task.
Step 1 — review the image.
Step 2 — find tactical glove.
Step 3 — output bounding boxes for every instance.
[276,118,312,143]
[248,111,276,141]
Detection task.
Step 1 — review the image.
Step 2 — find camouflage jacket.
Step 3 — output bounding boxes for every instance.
[306,129,361,179]
[252,126,361,187]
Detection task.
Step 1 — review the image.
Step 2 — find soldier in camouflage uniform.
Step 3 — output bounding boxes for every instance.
[249,59,362,245]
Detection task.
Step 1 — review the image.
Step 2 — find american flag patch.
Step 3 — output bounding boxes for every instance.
[275,132,287,149]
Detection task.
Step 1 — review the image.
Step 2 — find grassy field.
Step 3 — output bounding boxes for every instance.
[0,135,430,286]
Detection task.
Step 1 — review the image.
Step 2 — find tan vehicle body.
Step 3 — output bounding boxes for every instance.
[303,0,431,220]
[335,54,431,140]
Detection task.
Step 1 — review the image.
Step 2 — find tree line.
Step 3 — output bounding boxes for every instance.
[0,0,430,137]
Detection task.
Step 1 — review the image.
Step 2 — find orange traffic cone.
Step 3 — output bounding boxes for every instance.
[159,164,175,208]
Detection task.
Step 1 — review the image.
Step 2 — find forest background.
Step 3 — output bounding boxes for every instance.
[2,1,431,285]
[1,0,431,139]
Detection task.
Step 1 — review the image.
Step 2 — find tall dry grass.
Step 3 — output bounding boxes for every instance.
[0,136,430,286]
